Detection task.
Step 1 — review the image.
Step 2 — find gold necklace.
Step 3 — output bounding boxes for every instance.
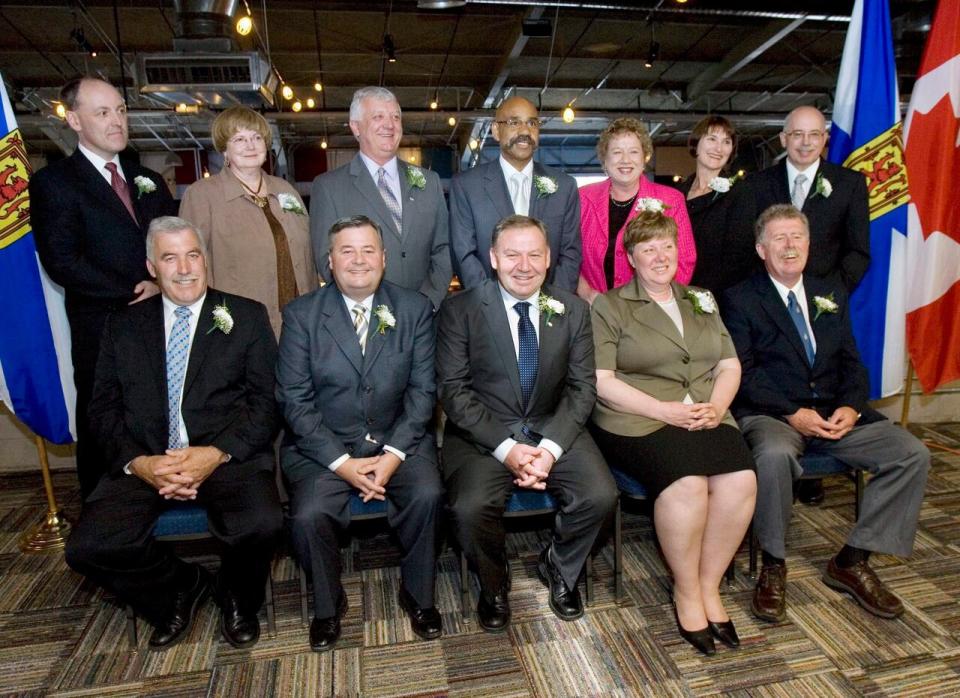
[237,173,268,208]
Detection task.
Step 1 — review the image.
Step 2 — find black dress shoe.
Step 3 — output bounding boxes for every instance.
[309,591,348,652]
[536,547,584,621]
[476,588,510,632]
[149,565,212,649]
[673,606,716,656]
[220,592,260,649]
[798,479,825,505]
[707,620,740,648]
[398,587,442,640]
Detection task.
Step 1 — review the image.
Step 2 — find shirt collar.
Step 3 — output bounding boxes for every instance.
[499,155,534,181]
[768,274,805,307]
[785,158,820,188]
[498,282,540,309]
[162,292,207,319]
[359,152,399,182]
[78,143,122,177]
[342,292,375,315]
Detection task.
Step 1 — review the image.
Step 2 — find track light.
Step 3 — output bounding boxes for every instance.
[562,105,575,123]
[383,34,397,63]
[236,15,253,36]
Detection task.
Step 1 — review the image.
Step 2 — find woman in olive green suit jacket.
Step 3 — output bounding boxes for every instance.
[590,210,756,656]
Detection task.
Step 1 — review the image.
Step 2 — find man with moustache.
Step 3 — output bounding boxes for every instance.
[31,76,175,498]
[449,96,581,290]
[65,217,282,650]
[309,87,451,310]
[437,214,616,631]
[722,204,928,624]
[277,215,443,651]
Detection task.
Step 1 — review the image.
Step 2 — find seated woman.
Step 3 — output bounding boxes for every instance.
[589,210,756,656]
[578,117,696,304]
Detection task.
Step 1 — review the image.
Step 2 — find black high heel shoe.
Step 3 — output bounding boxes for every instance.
[673,605,716,656]
[707,619,740,648]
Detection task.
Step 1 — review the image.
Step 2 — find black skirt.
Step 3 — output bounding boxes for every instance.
[590,422,755,500]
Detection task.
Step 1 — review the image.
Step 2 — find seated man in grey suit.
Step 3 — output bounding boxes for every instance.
[309,86,451,310]
[437,214,616,631]
[449,96,581,291]
[722,204,929,623]
[277,215,444,651]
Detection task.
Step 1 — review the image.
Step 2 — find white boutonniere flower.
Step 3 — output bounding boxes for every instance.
[374,304,396,334]
[686,289,717,314]
[812,293,839,320]
[635,197,668,213]
[277,192,306,215]
[533,175,558,197]
[537,293,565,326]
[815,173,832,198]
[405,166,426,190]
[134,175,156,199]
[207,303,234,335]
[708,176,731,193]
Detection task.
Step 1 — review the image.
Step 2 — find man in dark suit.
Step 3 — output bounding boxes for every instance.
[309,86,451,310]
[65,216,283,650]
[31,76,175,498]
[449,96,581,291]
[722,204,928,624]
[437,214,616,631]
[277,215,443,651]
[732,104,870,506]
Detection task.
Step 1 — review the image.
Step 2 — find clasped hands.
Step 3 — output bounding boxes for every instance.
[787,406,858,440]
[130,445,228,500]
[658,401,722,431]
[336,452,402,502]
[504,443,555,490]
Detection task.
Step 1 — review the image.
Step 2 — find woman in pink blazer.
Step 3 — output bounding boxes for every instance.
[577,118,696,304]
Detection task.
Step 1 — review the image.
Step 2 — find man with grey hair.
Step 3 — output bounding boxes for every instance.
[721,204,928,625]
[309,86,451,309]
[66,216,282,651]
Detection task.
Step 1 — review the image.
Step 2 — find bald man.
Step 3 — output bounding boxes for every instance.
[449,96,581,290]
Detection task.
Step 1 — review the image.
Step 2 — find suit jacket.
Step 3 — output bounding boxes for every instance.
[179,167,318,336]
[579,177,696,292]
[436,280,596,453]
[31,149,175,316]
[449,159,582,291]
[721,272,882,424]
[88,290,279,476]
[308,155,451,309]
[591,277,739,437]
[276,280,437,484]
[732,159,870,291]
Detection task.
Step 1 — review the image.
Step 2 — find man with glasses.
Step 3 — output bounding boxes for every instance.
[449,96,582,290]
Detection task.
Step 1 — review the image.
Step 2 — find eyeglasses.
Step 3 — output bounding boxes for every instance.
[228,133,265,146]
[494,117,543,130]
[784,130,825,143]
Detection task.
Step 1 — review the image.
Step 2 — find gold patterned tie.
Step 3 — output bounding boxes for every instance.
[352,304,368,354]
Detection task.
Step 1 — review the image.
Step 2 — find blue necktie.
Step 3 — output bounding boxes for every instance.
[166,306,192,449]
[377,167,403,235]
[515,301,538,408]
[787,290,815,365]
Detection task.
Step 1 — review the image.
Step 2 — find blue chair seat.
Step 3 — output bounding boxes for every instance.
[799,453,849,478]
[152,503,209,538]
[609,468,648,499]
[349,495,388,518]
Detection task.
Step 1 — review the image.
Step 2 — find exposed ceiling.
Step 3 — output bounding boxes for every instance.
[0,0,937,168]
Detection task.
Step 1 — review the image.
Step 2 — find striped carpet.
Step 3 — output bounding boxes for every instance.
[0,423,958,696]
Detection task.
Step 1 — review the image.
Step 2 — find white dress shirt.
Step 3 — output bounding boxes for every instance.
[785,158,820,205]
[491,284,564,464]
[769,275,817,353]
[327,292,406,472]
[78,143,127,186]
[162,293,205,447]
[499,155,534,216]
[359,152,403,215]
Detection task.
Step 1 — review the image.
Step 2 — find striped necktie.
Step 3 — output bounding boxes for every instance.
[353,303,368,354]
[166,306,192,449]
[377,167,403,235]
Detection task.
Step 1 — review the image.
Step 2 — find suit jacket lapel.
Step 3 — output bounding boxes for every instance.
[141,297,167,405]
[181,293,219,399]
[528,285,563,411]
[361,286,389,375]
[320,287,365,375]
[481,281,525,409]
[349,155,400,238]
[123,159,150,230]
[483,161,516,221]
[773,159,792,205]
[528,163,547,219]
[621,278,686,352]
[674,282,704,350]
[804,275,837,370]
[396,159,415,237]
[69,150,139,228]
[756,275,812,367]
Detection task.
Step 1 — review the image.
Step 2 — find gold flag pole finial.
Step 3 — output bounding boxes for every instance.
[19,435,71,553]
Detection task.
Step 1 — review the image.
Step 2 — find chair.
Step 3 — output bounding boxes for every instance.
[297,495,388,625]
[125,502,277,646]
[608,467,648,603]
[457,488,595,619]
[748,453,865,576]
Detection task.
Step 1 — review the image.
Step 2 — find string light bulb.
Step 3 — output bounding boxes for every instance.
[306,97,316,108]
[469,137,479,150]
[320,139,328,149]
[54,103,66,119]
[281,84,294,100]
[430,99,438,110]
[448,116,457,127]
[314,81,323,92]
[562,105,575,123]
[292,100,302,112]
[236,15,253,36]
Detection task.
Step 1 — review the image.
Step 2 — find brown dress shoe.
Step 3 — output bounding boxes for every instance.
[822,557,904,618]
[752,563,787,622]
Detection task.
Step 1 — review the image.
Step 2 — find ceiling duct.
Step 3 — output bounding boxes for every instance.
[136,0,278,108]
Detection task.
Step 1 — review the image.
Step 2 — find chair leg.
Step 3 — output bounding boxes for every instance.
[125,604,138,648]
[264,573,276,636]
[585,554,594,606]
[725,558,735,585]
[614,503,623,603]
[459,549,470,620]
[299,565,310,626]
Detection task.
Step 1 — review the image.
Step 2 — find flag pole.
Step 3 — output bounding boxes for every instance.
[900,360,914,427]
[19,435,71,553]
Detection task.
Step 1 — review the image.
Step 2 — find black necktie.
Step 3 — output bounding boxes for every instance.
[515,301,538,408]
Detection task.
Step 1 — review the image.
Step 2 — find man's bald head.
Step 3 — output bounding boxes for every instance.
[491,96,541,170]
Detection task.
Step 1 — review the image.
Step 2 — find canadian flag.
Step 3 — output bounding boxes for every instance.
[903,0,960,393]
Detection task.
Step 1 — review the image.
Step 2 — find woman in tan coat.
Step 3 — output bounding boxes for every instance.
[590,210,756,656]
[180,106,317,336]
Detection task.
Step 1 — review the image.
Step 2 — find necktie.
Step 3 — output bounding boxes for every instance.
[105,162,138,223]
[166,306,192,449]
[510,172,529,215]
[377,167,403,235]
[787,291,815,365]
[352,303,368,354]
[514,301,538,408]
[258,201,299,311]
[791,173,808,210]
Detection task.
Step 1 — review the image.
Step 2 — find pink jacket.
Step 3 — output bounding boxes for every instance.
[579,177,696,292]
